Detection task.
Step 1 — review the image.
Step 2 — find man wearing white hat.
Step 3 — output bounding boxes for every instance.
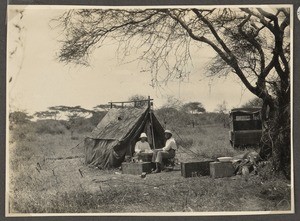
[134,133,152,156]
[152,130,177,173]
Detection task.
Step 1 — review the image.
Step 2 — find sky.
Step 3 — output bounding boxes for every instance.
[7,5,256,115]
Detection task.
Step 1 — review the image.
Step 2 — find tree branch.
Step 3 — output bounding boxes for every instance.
[240,8,275,33]
[192,9,234,58]
[237,14,265,74]
[164,9,231,63]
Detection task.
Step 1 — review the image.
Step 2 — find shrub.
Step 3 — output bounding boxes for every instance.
[9,111,33,125]
[257,161,275,181]
[155,107,229,129]
[35,120,66,135]
[10,122,36,142]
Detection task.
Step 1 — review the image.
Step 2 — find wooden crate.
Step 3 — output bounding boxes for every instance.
[209,162,235,178]
[121,162,153,175]
[181,160,214,178]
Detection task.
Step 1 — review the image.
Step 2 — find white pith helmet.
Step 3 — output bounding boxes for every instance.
[140,133,147,138]
[164,130,172,135]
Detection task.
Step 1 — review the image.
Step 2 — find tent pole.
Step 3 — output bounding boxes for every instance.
[148,96,156,150]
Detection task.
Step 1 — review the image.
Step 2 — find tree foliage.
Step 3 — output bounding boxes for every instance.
[49,105,93,118]
[9,111,32,125]
[161,96,183,110]
[48,105,93,137]
[55,8,290,99]
[128,94,148,108]
[55,7,291,177]
[182,102,206,113]
[242,97,263,108]
[34,110,59,120]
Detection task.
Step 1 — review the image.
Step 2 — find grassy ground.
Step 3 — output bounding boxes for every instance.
[8,124,291,213]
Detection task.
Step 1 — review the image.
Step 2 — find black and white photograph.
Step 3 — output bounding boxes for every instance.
[6,3,294,216]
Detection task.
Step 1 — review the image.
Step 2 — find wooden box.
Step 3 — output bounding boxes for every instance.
[209,162,235,178]
[121,162,153,175]
[181,160,214,178]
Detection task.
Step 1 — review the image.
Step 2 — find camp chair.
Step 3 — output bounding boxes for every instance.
[162,149,177,171]
[162,158,176,171]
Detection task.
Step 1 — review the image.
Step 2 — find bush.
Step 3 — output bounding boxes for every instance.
[9,111,33,125]
[35,120,66,135]
[155,107,191,128]
[155,108,229,129]
[10,122,36,142]
[257,161,277,181]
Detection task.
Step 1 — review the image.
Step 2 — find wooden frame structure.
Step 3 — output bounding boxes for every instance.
[108,96,153,109]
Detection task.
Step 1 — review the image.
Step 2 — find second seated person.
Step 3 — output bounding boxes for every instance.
[152,130,177,173]
[134,133,153,160]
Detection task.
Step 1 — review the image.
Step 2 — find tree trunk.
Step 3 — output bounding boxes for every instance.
[273,90,290,178]
[260,90,290,179]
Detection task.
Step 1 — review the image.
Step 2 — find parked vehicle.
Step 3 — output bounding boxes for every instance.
[229,107,262,148]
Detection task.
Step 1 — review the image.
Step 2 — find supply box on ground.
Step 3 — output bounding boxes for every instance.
[122,162,153,175]
[181,160,214,178]
[209,161,235,178]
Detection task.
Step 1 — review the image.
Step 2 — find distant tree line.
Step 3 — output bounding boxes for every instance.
[9,97,262,136]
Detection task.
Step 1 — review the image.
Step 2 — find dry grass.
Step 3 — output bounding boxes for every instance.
[8,123,291,214]
[174,125,254,161]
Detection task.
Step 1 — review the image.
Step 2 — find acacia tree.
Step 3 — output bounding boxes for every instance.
[9,111,32,125]
[55,7,291,177]
[181,102,206,127]
[182,102,206,114]
[128,94,148,108]
[34,110,59,120]
[49,105,93,137]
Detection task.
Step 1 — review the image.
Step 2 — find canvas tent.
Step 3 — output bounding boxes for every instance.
[84,107,165,168]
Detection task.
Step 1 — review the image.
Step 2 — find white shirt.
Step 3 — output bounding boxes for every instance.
[135,141,152,153]
[162,137,177,151]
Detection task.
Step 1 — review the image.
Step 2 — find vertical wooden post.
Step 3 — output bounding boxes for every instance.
[148,96,156,149]
[147,96,151,109]
[110,102,112,109]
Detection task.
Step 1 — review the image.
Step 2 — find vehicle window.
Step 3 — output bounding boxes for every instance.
[235,115,251,121]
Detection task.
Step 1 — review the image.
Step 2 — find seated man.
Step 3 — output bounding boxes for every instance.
[134,133,153,160]
[152,130,177,173]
